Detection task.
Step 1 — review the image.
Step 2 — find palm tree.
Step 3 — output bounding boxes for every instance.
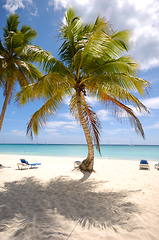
[16,7,150,172]
[0,14,50,131]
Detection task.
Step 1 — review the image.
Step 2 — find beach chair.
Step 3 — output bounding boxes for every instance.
[74,161,81,168]
[155,163,159,170]
[139,159,150,170]
[17,159,41,170]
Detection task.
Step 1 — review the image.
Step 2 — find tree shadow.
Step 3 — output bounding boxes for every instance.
[0,176,142,238]
[72,168,92,183]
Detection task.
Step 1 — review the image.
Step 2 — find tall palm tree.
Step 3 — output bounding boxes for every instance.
[0,14,49,131]
[16,7,150,172]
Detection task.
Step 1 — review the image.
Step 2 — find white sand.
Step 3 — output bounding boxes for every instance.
[0,154,159,240]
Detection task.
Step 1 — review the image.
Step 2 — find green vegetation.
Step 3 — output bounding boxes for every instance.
[0,14,50,131]
[12,8,150,171]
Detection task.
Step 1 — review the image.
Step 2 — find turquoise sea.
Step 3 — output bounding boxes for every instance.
[0,144,159,161]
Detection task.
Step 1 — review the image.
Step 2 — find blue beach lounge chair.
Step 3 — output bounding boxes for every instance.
[17,159,41,170]
[139,159,150,170]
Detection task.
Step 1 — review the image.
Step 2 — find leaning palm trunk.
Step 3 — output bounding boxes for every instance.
[0,84,13,131]
[76,89,94,172]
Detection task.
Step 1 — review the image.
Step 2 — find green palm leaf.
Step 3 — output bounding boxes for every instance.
[27,94,63,138]
[0,13,50,131]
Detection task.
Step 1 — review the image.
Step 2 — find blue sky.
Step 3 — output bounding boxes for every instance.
[0,0,159,145]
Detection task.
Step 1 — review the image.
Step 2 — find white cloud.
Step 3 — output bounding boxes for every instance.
[59,112,74,120]
[97,109,109,121]
[64,125,78,131]
[63,96,71,105]
[142,97,159,109]
[104,128,130,135]
[146,122,159,129]
[11,129,26,136]
[3,0,25,12]
[45,120,80,131]
[3,0,37,15]
[46,121,68,128]
[85,96,98,106]
[45,128,58,132]
[30,5,38,16]
[48,0,159,70]
[64,95,99,107]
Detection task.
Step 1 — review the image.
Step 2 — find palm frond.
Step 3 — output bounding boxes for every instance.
[15,83,36,105]
[27,94,63,138]
[14,60,43,86]
[21,45,51,65]
[72,17,133,77]
[74,48,139,78]
[96,91,146,139]
[111,29,130,51]
[15,71,74,106]
[3,14,19,38]
[85,73,150,100]
[42,54,75,77]
[57,7,84,66]
[84,74,150,120]
[0,39,8,55]
[20,25,37,45]
[69,93,79,119]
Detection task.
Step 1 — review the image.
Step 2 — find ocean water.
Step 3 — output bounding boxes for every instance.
[0,144,159,161]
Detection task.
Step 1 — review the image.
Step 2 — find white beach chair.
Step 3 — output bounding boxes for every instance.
[74,161,81,168]
[17,159,41,170]
[139,159,150,170]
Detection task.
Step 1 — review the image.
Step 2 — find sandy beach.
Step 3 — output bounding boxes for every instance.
[0,154,159,240]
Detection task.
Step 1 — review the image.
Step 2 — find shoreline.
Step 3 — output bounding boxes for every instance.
[1,145,159,161]
[0,154,159,239]
[0,152,158,162]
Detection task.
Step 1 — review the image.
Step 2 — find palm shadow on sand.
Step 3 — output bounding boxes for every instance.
[0,175,142,239]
